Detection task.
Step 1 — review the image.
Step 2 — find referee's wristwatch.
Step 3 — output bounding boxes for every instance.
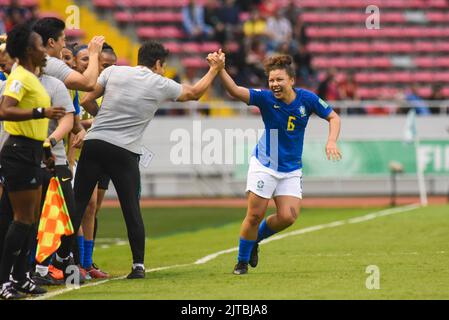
[49,137,57,148]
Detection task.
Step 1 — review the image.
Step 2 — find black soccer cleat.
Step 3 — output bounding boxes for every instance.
[233,261,249,275]
[31,272,64,286]
[12,274,47,295]
[249,243,259,268]
[0,282,26,300]
[52,255,85,284]
[127,266,145,279]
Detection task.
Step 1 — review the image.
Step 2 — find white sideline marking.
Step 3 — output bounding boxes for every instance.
[31,203,420,300]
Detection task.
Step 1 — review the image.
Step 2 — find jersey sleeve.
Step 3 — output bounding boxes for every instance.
[43,57,73,82]
[160,77,182,102]
[248,89,267,108]
[97,66,113,88]
[2,73,27,103]
[304,90,333,119]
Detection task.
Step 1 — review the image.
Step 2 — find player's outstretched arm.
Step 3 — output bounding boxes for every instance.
[64,36,105,91]
[218,68,250,104]
[80,83,105,116]
[177,50,225,102]
[325,110,342,161]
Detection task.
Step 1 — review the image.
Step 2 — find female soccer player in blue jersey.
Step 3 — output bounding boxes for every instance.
[218,55,342,275]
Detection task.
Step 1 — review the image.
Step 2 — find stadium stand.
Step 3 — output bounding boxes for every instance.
[85,0,449,102]
[2,0,449,105]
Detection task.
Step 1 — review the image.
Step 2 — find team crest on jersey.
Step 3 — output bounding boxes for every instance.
[9,80,23,94]
[299,105,306,117]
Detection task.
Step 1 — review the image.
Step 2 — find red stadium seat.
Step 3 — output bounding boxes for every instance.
[414,57,435,68]
[65,28,85,38]
[390,72,412,83]
[137,26,184,39]
[414,42,436,53]
[307,43,329,54]
[114,12,133,23]
[350,42,371,53]
[201,42,221,53]
[163,42,182,54]
[93,0,115,9]
[39,11,62,19]
[182,42,201,53]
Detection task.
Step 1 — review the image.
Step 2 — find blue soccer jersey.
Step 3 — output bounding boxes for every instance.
[248,88,333,172]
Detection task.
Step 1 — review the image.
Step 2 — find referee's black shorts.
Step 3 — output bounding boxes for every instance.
[0,135,44,192]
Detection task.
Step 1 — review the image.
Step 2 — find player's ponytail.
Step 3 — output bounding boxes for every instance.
[264,55,296,79]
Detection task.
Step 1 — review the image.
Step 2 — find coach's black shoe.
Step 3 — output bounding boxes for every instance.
[52,256,85,284]
[12,274,47,295]
[127,266,145,279]
[249,243,259,268]
[31,272,63,286]
[0,282,26,300]
[233,261,248,275]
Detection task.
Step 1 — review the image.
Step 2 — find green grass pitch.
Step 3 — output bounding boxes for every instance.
[44,204,449,300]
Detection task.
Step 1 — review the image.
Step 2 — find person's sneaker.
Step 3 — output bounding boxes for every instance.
[52,256,86,284]
[31,272,63,286]
[127,266,145,279]
[92,262,109,276]
[78,265,91,281]
[0,282,26,300]
[249,243,259,268]
[12,274,47,295]
[48,265,64,281]
[86,266,109,279]
[233,261,249,275]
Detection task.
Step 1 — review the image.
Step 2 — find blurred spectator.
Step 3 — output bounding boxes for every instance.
[243,9,267,41]
[338,73,364,114]
[5,0,30,32]
[266,7,292,53]
[216,0,241,42]
[258,0,277,19]
[284,0,302,24]
[405,84,431,115]
[293,44,316,88]
[294,14,309,47]
[0,10,6,35]
[26,6,40,26]
[282,2,308,48]
[182,0,214,41]
[275,42,291,56]
[239,0,262,12]
[245,39,267,86]
[222,40,248,88]
[204,0,226,43]
[428,84,446,114]
[317,69,340,102]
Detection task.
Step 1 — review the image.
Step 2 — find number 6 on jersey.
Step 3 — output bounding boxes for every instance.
[287,116,296,131]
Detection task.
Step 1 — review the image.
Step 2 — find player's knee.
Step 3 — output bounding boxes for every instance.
[246,212,264,227]
[279,207,298,226]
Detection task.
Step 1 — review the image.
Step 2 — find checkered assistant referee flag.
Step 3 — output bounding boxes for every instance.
[36,177,74,263]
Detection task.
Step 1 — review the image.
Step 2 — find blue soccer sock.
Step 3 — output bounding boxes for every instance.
[237,238,256,263]
[77,236,84,266]
[83,240,94,269]
[256,219,276,243]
